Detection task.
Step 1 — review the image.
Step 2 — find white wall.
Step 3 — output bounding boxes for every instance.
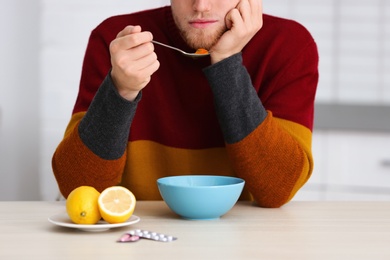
[1,0,389,201]
[264,0,390,104]
[0,0,41,200]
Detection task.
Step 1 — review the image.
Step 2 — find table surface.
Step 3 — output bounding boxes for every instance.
[1,201,390,260]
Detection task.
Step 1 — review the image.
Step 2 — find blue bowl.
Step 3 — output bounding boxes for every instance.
[157,175,245,220]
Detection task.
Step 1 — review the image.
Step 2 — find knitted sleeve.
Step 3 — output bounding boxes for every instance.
[203,47,317,207]
[52,75,140,198]
[52,21,141,198]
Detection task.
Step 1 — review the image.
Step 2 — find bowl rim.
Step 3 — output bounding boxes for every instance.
[157,175,245,188]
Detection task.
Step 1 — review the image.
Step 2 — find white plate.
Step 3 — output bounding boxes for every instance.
[48,213,140,232]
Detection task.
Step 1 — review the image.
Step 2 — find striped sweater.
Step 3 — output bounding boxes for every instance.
[52,6,318,208]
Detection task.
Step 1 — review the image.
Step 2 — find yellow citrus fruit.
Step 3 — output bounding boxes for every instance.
[98,186,136,224]
[66,186,101,224]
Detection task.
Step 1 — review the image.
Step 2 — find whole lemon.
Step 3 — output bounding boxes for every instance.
[66,186,101,224]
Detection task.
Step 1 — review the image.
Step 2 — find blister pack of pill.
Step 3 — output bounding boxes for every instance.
[118,229,177,243]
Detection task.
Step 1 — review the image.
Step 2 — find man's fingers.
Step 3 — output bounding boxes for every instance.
[225,8,244,30]
[236,0,250,22]
[250,0,263,27]
[114,25,153,50]
[126,41,155,61]
[110,31,153,54]
[248,0,262,16]
[116,25,142,38]
[237,0,262,28]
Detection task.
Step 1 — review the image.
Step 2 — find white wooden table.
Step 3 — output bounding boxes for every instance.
[1,201,389,259]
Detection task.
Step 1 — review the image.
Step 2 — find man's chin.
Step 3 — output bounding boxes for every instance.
[181,28,225,50]
[182,36,217,50]
[187,41,213,50]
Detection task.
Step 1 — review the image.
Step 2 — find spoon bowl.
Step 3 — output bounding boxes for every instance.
[152,40,210,58]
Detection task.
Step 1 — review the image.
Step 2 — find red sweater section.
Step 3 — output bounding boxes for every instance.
[73,7,318,149]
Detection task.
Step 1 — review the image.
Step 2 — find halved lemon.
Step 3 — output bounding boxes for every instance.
[98,186,136,224]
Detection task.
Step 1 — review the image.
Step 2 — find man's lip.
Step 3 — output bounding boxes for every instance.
[189,19,217,28]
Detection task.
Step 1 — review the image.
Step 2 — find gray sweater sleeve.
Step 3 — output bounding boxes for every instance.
[203,53,267,144]
[78,74,141,160]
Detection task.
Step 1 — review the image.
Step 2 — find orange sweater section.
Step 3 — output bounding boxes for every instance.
[226,113,312,207]
[53,111,313,208]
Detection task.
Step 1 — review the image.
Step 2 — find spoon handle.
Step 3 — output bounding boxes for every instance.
[152,40,186,55]
[151,40,209,58]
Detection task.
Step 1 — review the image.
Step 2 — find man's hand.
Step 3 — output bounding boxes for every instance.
[110,25,160,101]
[210,0,263,64]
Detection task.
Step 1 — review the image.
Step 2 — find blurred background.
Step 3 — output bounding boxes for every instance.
[0,0,389,201]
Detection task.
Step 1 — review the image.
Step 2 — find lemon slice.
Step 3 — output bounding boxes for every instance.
[98,186,136,224]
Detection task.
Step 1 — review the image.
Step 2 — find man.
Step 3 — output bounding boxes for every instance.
[52,0,319,208]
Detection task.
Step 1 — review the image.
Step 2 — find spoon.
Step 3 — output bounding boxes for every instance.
[152,40,210,58]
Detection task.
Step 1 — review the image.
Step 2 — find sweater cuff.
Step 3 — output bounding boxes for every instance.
[78,74,141,159]
[203,53,267,144]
